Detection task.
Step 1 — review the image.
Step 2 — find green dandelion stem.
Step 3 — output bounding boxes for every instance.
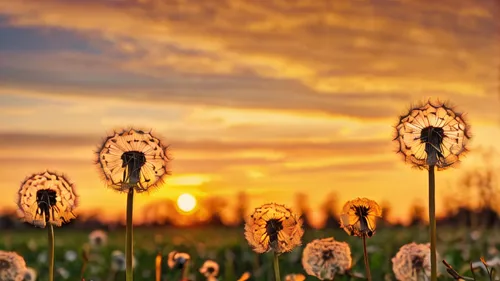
[273,251,281,281]
[126,188,134,281]
[48,223,54,281]
[182,260,190,280]
[362,235,372,281]
[428,165,437,281]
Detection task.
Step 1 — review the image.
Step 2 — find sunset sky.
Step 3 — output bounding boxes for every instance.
[0,0,499,225]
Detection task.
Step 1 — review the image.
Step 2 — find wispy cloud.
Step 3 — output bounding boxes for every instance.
[0,0,498,119]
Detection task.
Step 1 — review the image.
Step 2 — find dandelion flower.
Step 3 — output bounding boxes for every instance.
[393,99,471,170]
[244,203,304,254]
[301,238,352,280]
[89,230,108,248]
[167,251,190,269]
[96,128,170,193]
[17,171,77,228]
[284,274,306,281]
[22,267,37,281]
[392,243,438,281]
[199,260,219,278]
[340,198,381,238]
[0,251,27,281]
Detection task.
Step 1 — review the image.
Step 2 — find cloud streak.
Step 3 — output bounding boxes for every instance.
[0,0,498,120]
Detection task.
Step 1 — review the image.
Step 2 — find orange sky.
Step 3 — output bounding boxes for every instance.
[0,0,499,225]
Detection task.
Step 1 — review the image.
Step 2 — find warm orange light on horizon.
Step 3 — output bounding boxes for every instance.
[176,193,197,213]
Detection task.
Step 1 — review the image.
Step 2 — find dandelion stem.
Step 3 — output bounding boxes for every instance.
[362,235,372,281]
[155,252,162,281]
[80,260,88,280]
[272,251,281,281]
[182,260,190,281]
[48,223,54,281]
[428,165,437,281]
[126,188,134,281]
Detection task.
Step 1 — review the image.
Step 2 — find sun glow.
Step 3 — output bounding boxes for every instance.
[176,193,197,213]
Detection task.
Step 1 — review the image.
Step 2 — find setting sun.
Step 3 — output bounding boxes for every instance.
[176,193,197,213]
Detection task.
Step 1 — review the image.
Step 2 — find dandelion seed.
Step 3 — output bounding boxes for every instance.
[26,240,37,252]
[392,242,439,281]
[95,128,170,193]
[244,203,304,254]
[56,267,70,280]
[340,198,381,238]
[0,251,27,281]
[36,252,47,264]
[111,250,136,272]
[199,260,219,278]
[301,238,352,280]
[17,171,78,228]
[89,230,108,248]
[22,267,37,281]
[64,250,77,262]
[393,99,471,170]
[284,273,306,281]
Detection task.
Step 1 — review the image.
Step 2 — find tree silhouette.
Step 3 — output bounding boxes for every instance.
[321,192,340,228]
[234,191,250,227]
[294,192,312,228]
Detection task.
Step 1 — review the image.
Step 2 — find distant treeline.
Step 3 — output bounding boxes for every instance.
[1,150,499,230]
[0,192,498,231]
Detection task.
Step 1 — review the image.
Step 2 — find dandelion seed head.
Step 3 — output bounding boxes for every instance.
[64,250,77,262]
[17,171,78,228]
[0,251,27,281]
[340,198,381,238]
[96,128,170,193]
[393,99,471,170]
[301,237,352,280]
[56,267,69,280]
[199,260,219,278]
[111,250,136,271]
[244,203,304,254]
[89,230,108,248]
[167,251,191,269]
[22,267,37,281]
[392,242,439,281]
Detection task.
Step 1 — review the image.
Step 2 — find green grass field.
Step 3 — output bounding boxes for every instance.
[2,225,500,281]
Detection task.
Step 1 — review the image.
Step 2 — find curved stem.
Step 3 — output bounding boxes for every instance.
[428,165,437,281]
[48,223,54,281]
[273,252,281,281]
[362,235,372,281]
[126,188,134,281]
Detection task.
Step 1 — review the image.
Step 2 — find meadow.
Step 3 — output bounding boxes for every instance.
[2,225,499,281]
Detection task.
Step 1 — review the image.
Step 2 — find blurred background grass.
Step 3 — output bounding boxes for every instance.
[2,225,499,281]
